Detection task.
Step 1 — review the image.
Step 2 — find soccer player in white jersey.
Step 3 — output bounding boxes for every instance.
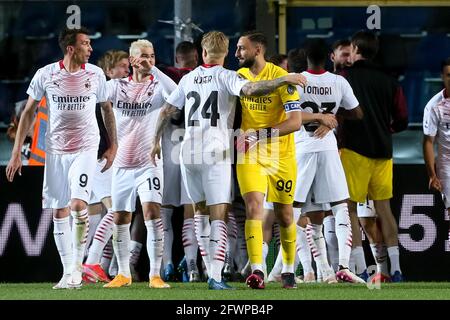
[151,31,306,290]
[83,50,130,283]
[294,39,365,283]
[103,39,176,289]
[423,57,450,261]
[5,27,118,289]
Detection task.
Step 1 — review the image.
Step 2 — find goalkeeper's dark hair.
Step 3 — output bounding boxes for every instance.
[242,30,267,50]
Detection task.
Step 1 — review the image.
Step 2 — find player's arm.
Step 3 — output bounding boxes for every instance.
[336,106,363,120]
[423,134,441,192]
[5,96,39,182]
[150,102,181,166]
[99,101,118,172]
[271,109,303,136]
[241,73,307,96]
[301,112,337,128]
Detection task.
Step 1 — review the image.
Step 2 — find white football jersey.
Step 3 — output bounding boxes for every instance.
[423,89,450,163]
[108,66,176,168]
[27,61,108,154]
[295,70,359,153]
[167,64,248,161]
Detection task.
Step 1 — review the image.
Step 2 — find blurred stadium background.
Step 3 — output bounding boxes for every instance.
[0,0,450,286]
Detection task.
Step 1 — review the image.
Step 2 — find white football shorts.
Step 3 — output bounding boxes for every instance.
[43,150,97,209]
[295,150,349,204]
[89,159,112,204]
[112,165,163,212]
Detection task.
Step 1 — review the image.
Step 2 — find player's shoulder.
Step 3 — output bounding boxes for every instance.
[85,63,105,75]
[36,61,60,75]
[268,62,288,78]
[425,89,445,112]
[237,67,251,79]
[217,66,239,78]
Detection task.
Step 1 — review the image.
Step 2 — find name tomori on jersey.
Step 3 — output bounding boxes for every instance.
[303,85,333,95]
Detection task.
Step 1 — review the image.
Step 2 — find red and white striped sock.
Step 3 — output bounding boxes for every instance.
[85,210,114,265]
[306,223,331,273]
[226,211,238,262]
[332,203,352,268]
[145,218,164,278]
[182,218,198,272]
[71,209,89,270]
[209,220,227,282]
[84,212,101,259]
[194,214,211,275]
[297,225,313,274]
[100,239,113,271]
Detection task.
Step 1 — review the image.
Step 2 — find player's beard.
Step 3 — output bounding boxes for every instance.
[73,50,89,64]
[239,56,256,68]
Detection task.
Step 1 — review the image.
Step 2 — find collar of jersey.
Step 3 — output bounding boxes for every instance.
[245,62,270,80]
[127,74,154,82]
[444,88,449,99]
[59,60,85,71]
[306,69,326,75]
[201,64,220,68]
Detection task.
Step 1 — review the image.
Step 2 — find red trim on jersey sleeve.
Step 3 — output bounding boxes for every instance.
[306,69,326,74]
[202,64,220,68]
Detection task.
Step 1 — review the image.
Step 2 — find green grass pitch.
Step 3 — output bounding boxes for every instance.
[1,282,450,300]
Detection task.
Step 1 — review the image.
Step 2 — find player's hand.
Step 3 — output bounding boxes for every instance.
[314,124,331,139]
[284,73,307,88]
[129,56,152,71]
[100,143,117,173]
[5,152,22,182]
[236,131,258,153]
[429,176,442,192]
[150,143,161,167]
[129,56,142,69]
[319,113,338,129]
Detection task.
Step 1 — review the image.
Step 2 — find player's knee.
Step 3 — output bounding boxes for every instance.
[71,199,87,212]
[297,215,309,228]
[143,204,160,220]
[245,198,263,219]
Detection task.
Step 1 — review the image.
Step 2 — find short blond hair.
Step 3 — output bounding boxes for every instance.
[97,50,129,75]
[129,39,153,57]
[201,31,229,60]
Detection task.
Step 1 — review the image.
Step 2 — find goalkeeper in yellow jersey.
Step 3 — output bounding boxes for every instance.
[235,31,306,289]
